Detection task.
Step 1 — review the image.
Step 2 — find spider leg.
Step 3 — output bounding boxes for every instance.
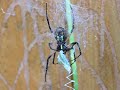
[45,51,58,82]
[49,43,57,51]
[71,51,77,65]
[70,6,74,34]
[70,42,82,65]
[52,52,58,64]
[46,3,53,33]
[45,54,52,82]
[65,6,75,42]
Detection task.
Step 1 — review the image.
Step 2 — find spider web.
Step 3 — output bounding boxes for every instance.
[0,0,120,90]
[0,0,53,90]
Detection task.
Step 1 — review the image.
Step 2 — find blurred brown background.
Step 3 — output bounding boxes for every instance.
[0,0,120,90]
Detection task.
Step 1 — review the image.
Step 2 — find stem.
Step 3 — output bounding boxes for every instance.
[65,0,79,90]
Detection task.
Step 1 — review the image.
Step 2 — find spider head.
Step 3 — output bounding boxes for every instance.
[54,27,68,42]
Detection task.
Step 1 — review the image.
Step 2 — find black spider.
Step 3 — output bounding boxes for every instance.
[45,3,81,82]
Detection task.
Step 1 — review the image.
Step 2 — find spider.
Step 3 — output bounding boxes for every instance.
[45,3,82,82]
